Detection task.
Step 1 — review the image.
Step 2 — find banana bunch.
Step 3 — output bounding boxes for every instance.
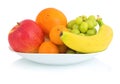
[60,15,113,53]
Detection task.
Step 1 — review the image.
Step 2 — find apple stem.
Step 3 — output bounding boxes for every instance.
[17,22,20,25]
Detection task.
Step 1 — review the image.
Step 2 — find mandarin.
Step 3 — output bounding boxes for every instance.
[38,41,59,53]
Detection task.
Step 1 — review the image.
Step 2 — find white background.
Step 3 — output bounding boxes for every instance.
[0,0,120,84]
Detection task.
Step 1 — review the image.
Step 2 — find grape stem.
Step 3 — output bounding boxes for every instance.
[96,15,104,27]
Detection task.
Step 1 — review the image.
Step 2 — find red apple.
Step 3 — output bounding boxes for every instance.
[8,19,44,53]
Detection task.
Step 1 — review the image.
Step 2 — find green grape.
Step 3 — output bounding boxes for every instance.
[71,27,80,34]
[88,15,96,20]
[79,33,85,36]
[93,20,97,26]
[81,15,87,21]
[72,24,79,29]
[75,16,83,25]
[88,15,97,26]
[66,49,76,54]
[67,20,76,29]
[79,22,88,33]
[76,51,85,54]
[86,28,97,36]
[86,20,95,29]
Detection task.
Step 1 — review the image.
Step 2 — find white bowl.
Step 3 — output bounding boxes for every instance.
[13,51,101,65]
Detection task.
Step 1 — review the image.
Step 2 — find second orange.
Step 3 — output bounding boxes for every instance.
[49,25,68,45]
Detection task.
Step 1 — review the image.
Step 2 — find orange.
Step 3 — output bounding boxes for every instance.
[36,8,67,35]
[38,41,59,53]
[49,25,68,45]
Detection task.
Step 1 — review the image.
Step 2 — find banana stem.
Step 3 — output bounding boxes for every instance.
[97,15,104,27]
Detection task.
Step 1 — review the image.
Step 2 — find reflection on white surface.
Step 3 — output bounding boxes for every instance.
[14,52,100,65]
[13,57,112,72]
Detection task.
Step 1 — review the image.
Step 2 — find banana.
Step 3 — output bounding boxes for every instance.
[60,20,113,53]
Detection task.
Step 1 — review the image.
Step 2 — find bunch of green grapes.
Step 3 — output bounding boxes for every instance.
[66,15,98,54]
[67,15,98,36]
